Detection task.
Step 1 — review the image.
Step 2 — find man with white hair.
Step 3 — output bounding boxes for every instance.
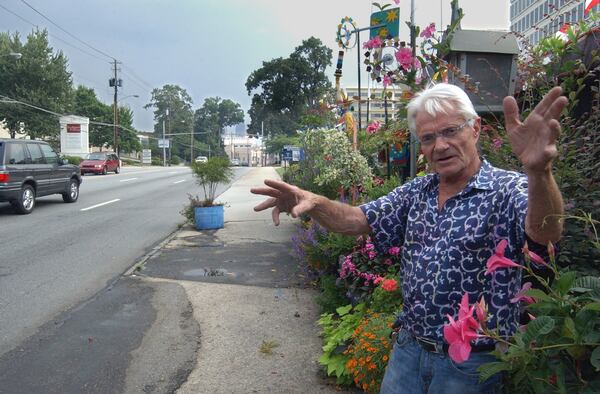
[251,83,566,393]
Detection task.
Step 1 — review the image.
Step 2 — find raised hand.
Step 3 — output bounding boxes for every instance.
[250,179,316,226]
[502,86,568,173]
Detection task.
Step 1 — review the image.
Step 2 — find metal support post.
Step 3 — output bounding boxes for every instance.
[162,119,166,167]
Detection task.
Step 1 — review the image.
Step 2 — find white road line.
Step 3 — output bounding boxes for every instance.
[120,178,138,182]
[168,172,178,174]
[80,199,121,211]
[173,180,186,184]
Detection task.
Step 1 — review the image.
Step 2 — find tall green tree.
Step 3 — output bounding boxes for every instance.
[117,106,141,153]
[245,37,332,136]
[72,85,112,149]
[194,97,244,157]
[144,84,194,160]
[0,29,72,140]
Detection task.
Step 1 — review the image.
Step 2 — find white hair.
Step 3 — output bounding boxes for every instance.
[406,83,478,135]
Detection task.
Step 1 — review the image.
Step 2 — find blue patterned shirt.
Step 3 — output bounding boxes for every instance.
[360,159,534,344]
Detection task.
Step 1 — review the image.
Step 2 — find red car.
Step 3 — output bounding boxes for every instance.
[80,152,120,175]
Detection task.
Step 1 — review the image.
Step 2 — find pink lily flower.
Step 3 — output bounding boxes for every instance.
[444,293,485,363]
[522,241,550,268]
[510,282,536,304]
[443,313,479,363]
[485,239,521,275]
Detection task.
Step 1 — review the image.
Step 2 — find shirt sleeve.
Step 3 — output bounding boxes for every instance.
[359,178,419,252]
[507,173,552,265]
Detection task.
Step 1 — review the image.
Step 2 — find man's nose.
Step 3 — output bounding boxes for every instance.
[433,136,450,151]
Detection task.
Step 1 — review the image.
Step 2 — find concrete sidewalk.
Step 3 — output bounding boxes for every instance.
[138,167,347,393]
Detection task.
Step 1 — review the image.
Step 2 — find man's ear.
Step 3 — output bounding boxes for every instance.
[473,117,482,139]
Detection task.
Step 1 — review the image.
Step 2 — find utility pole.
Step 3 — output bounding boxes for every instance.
[409,0,417,178]
[110,59,122,155]
[162,112,167,167]
[190,125,194,163]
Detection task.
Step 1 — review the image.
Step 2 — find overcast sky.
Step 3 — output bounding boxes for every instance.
[0,0,509,132]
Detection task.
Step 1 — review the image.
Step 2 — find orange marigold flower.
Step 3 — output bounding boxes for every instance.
[363,383,368,390]
[383,355,389,361]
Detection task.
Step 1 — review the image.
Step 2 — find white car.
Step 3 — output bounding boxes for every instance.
[194,156,208,163]
[230,158,240,166]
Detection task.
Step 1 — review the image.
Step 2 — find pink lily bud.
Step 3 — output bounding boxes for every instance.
[547,241,556,261]
[475,297,488,325]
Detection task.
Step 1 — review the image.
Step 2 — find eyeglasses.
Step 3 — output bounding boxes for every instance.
[418,119,473,146]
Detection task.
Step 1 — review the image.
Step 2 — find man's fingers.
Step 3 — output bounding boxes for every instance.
[263,178,296,193]
[250,186,281,199]
[253,197,277,212]
[272,205,281,226]
[291,199,313,218]
[503,95,521,132]
[544,95,568,122]
[533,86,563,116]
[549,119,561,142]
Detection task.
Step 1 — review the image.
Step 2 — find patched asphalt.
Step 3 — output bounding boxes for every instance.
[140,229,309,288]
[0,277,199,394]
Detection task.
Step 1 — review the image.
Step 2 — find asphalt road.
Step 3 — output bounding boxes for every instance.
[0,165,248,358]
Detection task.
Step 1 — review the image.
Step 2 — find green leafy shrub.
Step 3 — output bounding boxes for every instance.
[338,235,402,302]
[287,128,373,200]
[316,274,351,314]
[121,158,139,166]
[364,175,401,202]
[170,155,181,165]
[471,215,600,393]
[477,20,600,276]
[318,303,367,385]
[63,155,82,165]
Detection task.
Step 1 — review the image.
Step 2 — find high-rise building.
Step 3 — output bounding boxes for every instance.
[343,86,399,128]
[510,0,599,45]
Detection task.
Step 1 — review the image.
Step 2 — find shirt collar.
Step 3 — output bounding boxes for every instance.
[422,158,496,192]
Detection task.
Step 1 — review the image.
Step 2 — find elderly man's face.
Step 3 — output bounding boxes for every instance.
[415,110,481,183]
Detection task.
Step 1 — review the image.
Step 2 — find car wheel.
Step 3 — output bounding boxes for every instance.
[102,166,107,175]
[62,179,79,203]
[12,184,35,214]
[115,166,120,174]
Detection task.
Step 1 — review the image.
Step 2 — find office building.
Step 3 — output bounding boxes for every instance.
[510,0,599,45]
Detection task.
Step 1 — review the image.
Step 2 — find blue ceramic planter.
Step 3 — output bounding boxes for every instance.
[194,205,224,230]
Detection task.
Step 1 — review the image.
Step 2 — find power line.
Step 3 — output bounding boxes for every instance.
[20,0,115,61]
[121,65,154,91]
[4,2,156,106]
[0,3,108,63]
[0,93,153,135]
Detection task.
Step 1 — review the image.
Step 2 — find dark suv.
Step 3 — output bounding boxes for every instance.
[0,139,82,214]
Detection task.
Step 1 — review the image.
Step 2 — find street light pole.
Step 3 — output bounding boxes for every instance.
[112,59,119,155]
[162,117,166,167]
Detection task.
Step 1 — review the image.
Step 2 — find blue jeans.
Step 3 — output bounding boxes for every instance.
[380,329,502,394]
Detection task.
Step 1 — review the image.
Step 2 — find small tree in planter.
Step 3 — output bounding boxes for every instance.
[190,156,233,229]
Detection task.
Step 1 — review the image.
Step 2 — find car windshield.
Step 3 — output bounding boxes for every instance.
[86,153,107,160]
